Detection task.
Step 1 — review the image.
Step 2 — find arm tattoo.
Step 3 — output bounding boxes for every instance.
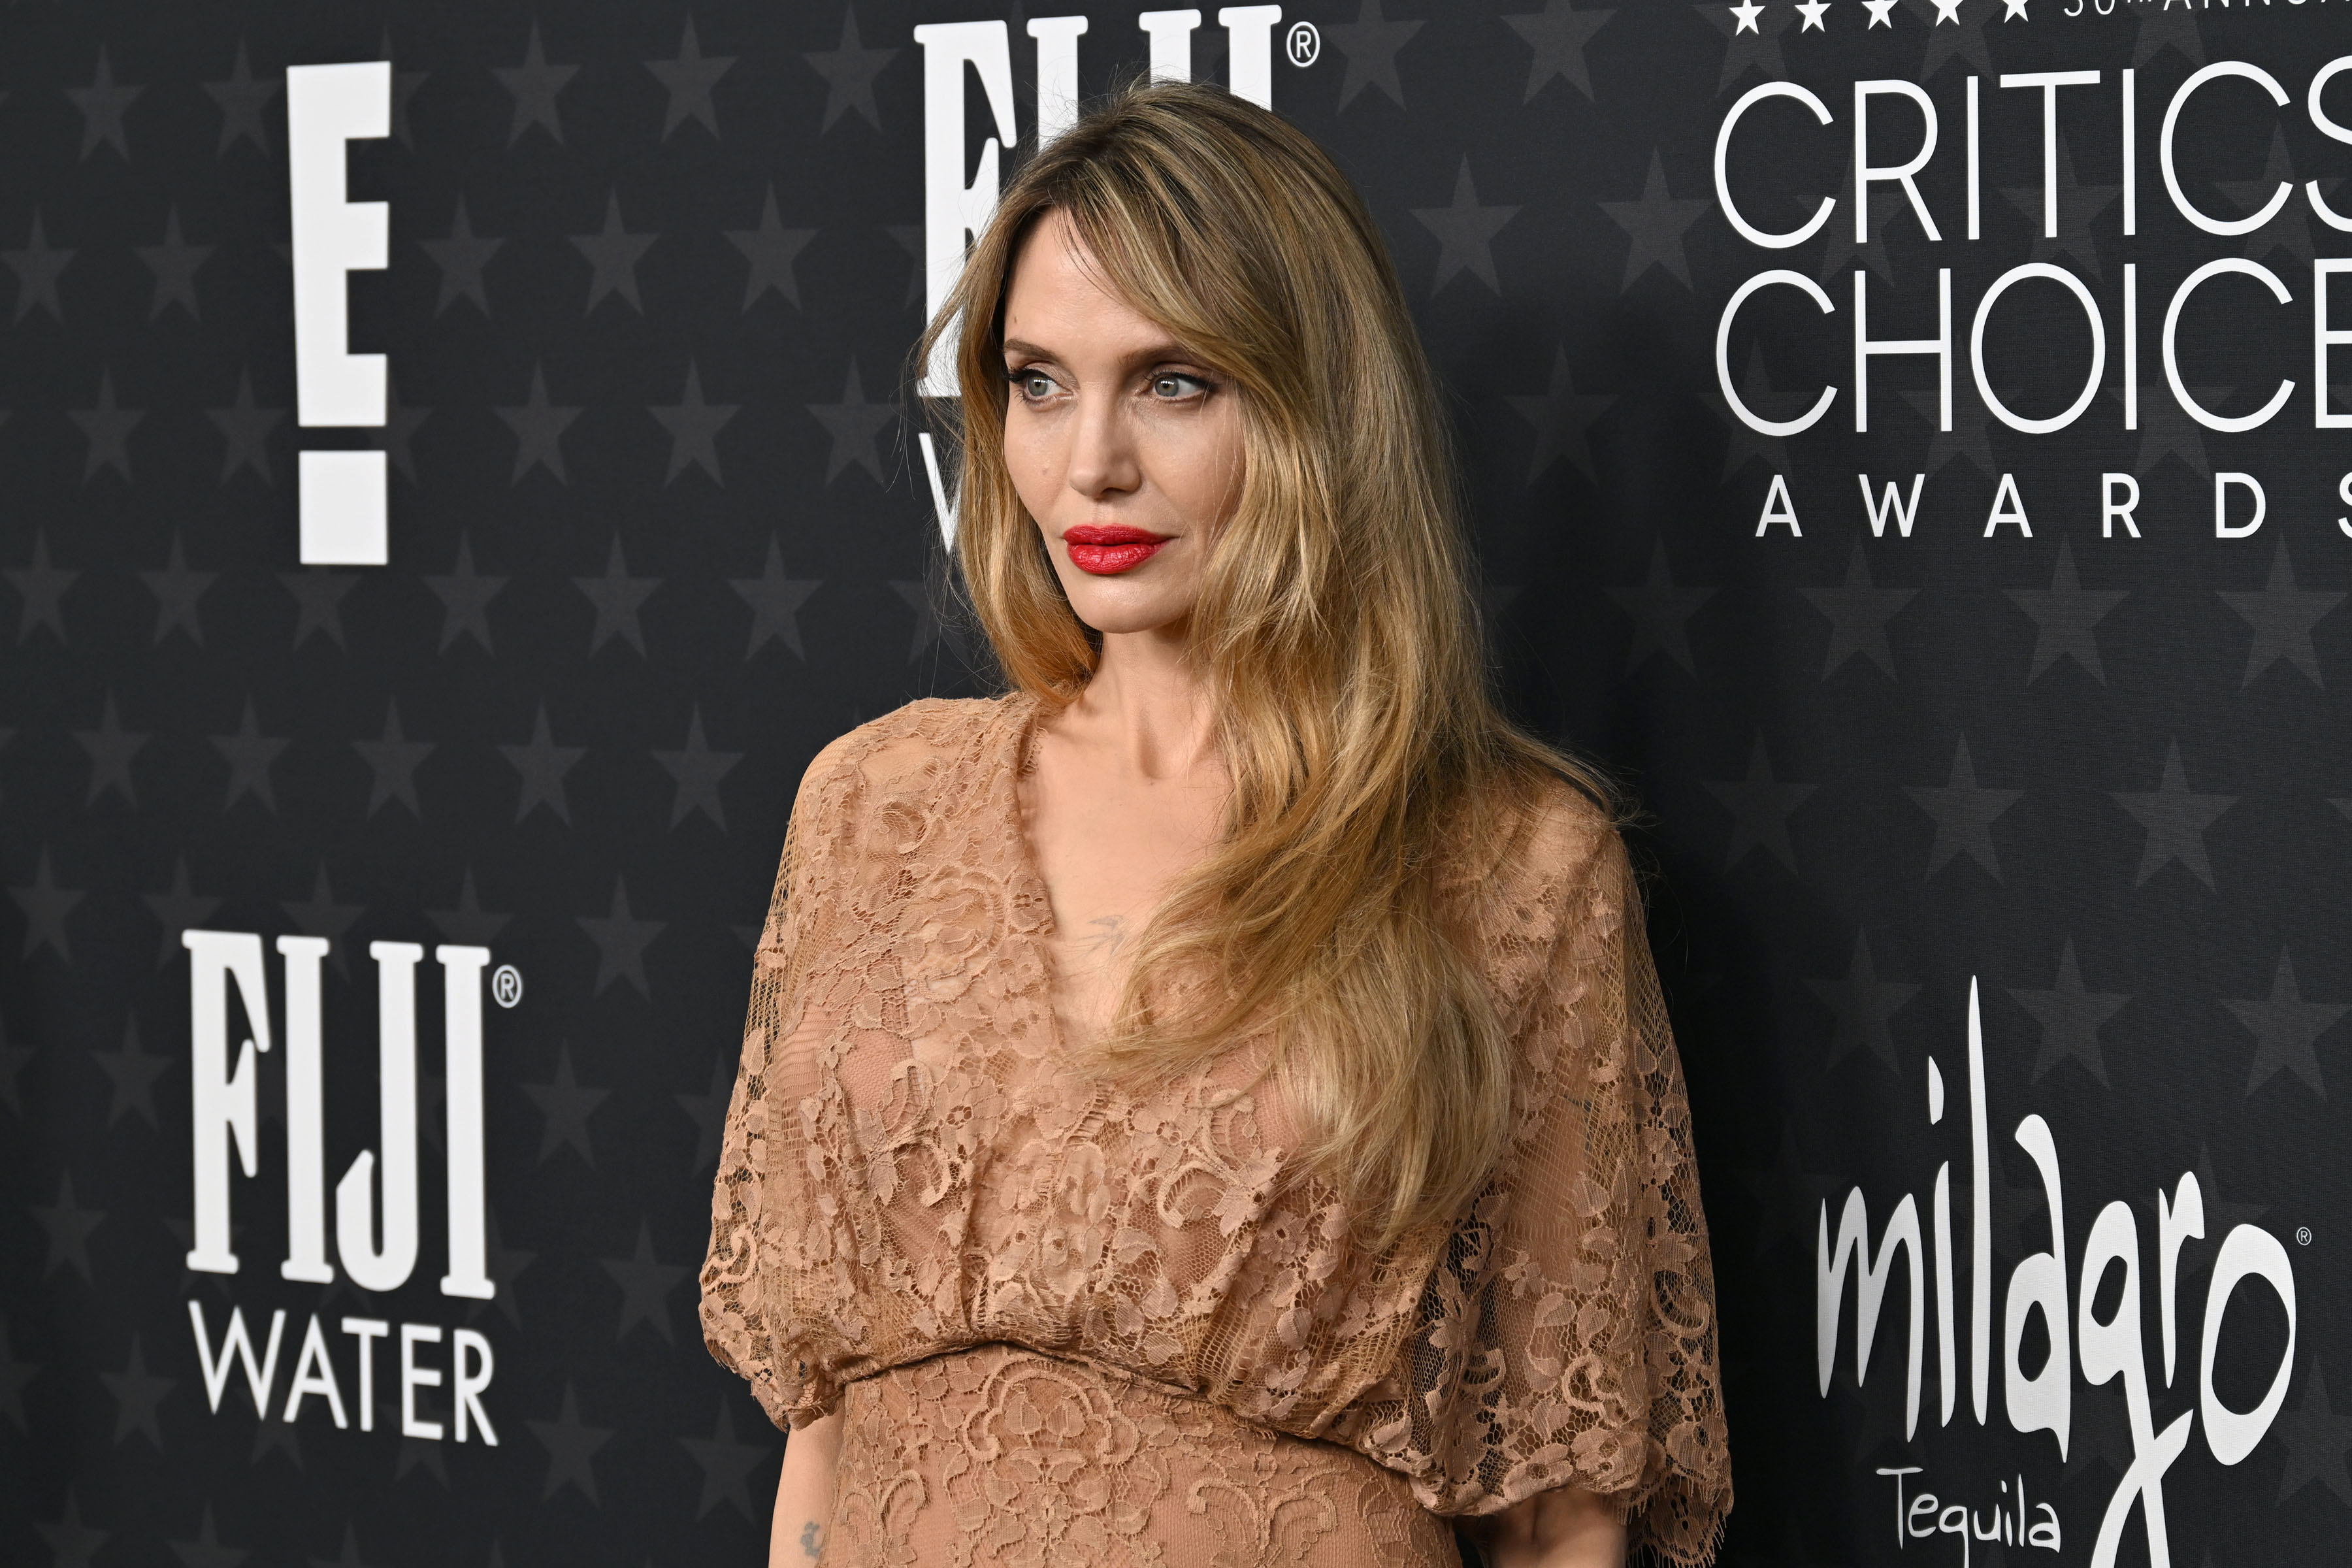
[800,1520,825,1560]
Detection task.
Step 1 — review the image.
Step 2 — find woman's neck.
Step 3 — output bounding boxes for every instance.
[1064,623,1219,782]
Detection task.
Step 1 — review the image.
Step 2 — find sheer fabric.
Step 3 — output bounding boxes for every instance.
[699,695,1729,1566]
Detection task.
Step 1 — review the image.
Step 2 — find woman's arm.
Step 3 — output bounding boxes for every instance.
[1456,1486,1627,1568]
[768,1411,843,1566]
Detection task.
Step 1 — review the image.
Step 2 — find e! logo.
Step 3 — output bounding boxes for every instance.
[287,61,392,566]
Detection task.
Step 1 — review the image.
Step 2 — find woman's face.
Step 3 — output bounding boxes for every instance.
[999,210,1245,638]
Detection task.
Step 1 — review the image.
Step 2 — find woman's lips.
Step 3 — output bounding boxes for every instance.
[1062,525,1169,576]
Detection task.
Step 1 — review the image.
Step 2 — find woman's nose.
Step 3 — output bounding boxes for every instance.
[1064,395,1141,500]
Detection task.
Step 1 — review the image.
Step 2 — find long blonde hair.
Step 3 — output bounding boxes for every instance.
[919,79,1614,1247]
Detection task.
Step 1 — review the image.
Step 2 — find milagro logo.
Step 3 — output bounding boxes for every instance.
[180,930,500,1447]
[1820,982,2296,1568]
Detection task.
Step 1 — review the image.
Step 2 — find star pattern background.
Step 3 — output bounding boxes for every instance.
[1,3,2349,1566]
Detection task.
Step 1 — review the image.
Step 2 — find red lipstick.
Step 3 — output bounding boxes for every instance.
[1062,525,1170,576]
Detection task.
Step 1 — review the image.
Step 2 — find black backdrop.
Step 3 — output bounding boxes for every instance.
[4,3,2349,1565]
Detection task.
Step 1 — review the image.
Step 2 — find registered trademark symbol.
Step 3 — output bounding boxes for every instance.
[2297,1226,2313,1247]
[491,964,524,1009]
[1286,20,1320,67]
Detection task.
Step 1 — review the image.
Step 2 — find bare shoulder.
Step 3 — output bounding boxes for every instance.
[794,695,1015,803]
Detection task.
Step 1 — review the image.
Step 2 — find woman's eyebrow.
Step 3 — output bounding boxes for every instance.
[1001,336,1201,368]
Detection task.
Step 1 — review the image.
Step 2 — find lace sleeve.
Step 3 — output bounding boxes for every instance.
[1357,824,1731,1565]
[697,743,847,1431]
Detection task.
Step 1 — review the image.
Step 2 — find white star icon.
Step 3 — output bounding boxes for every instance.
[1731,1,1765,33]
[1933,0,1963,20]
[2003,0,2028,15]
[1797,0,1830,28]
[1863,0,1897,25]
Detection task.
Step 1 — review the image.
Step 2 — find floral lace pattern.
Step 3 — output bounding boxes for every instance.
[699,695,1729,1565]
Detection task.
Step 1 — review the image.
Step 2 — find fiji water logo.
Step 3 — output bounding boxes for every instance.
[1819,981,2295,1568]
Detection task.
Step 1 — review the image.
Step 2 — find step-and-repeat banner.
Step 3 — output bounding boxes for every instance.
[3,2,2347,1563]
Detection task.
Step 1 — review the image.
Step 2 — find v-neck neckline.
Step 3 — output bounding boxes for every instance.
[1000,690,1088,1062]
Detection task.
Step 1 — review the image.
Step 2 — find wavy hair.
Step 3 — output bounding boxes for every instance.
[917,78,1614,1247]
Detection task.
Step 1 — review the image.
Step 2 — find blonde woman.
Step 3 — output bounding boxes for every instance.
[700,80,1729,1568]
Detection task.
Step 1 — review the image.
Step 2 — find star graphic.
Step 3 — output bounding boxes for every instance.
[71,369,143,483]
[281,864,363,977]
[1802,539,1916,679]
[1905,736,2021,881]
[2220,540,2341,689]
[2226,949,2344,1098]
[142,534,216,647]
[1606,540,1716,676]
[2111,740,2236,889]
[2006,537,2126,683]
[278,569,357,649]
[497,363,580,484]
[67,48,142,160]
[137,206,214,321]
[523,1045,608,1165]
[655,707,741,831]
[681,1399,771,1521]
[501,704,585,826]
[1705,346,1791,480]
[1701,0,1795,89]
[74,693,149,806]
[144,857,221,968]
[808,360,895,485]
[1807,932,1919,1073]
[37,1492,108,1568]
[420,197,502,316]
[102,1334,173,1445]
[203,41,279,155]
[1735,1122,1844,1256]
[576,536,659,656]
[306,1525,375,1568]
[429,868,512,949]
[728,186,815,310]
[171,1504,248,1568]
[1326,0,1424,111]
[1507,347,1614,485]
[424,534,508,653]
[94,1016,170,1128]
[1705,733,1816,872]
[2131,5,2202,70]
[571,190,656,314]
[602,1219,690,1343]
[2220,128,2316,269]
[10,849,80,960]
[676,1056,734,1171]
[468,1209,537,1331]
[1501,0,1613,101]
[385,382,433,485]
[208,369,286,484]
[2108,383,2225,480]
[210,699,289,814]
[2004,0,2028,15]
[393,1433,446,1485]
[1602,150,1708,291]
[2274,1360,2352,1507]
[1797,0,1831,27]
[353,701,433,819]
[7,532,77,643]
[1906,0,1991,76]
[1413,159,1519,297]
[5,211,76,323]
[495,21,578,144]
[580,878,664,998]
[2010,939,2131,1086]
[1999,134,2118,278]
[1862,0,1897,25]
[651,361,739,485]
[528,1384,614,1503]
[804,6,897,131]
[33,1170,105,1281]
[647,18,734,140]
[1818,163,1905,286]
[892,580,947,662]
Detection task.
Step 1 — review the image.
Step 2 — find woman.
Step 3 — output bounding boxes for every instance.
[700,80,1729,1568]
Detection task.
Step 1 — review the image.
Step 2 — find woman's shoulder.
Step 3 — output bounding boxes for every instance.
[794,693,1026,806]
[1452,767,1635,965]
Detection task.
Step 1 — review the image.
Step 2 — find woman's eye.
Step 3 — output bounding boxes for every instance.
[1150,372,1207,400]
[1020,372,1056,400]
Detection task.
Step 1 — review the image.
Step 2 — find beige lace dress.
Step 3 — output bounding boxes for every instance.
[698,694,1729,1567]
